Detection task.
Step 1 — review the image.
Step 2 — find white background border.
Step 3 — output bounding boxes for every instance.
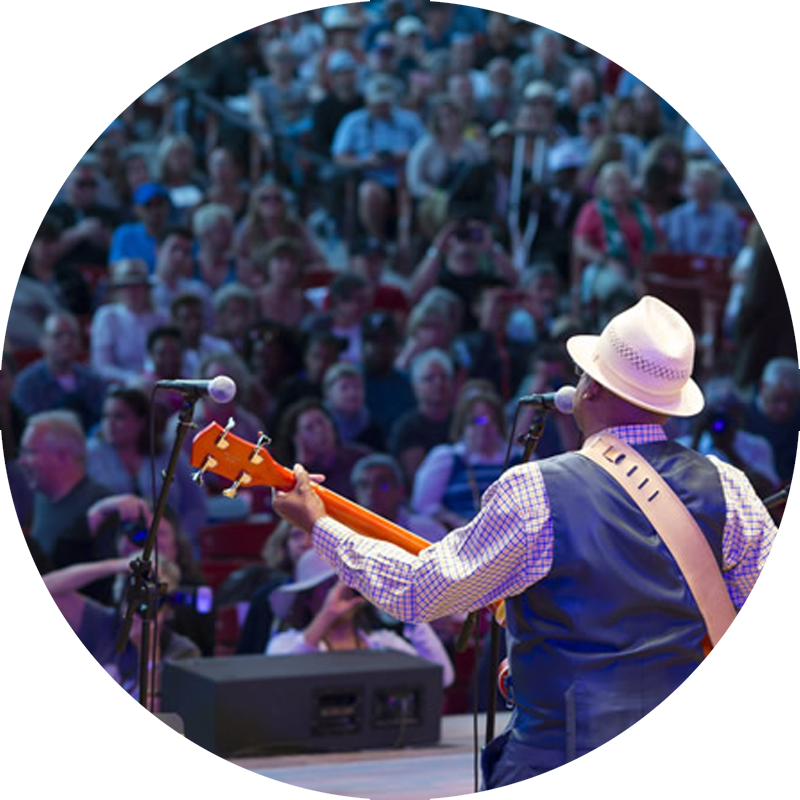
[1,2,796,798]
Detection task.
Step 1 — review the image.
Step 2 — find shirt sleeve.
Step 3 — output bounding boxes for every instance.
[708,456,778,609]
[313,463,554,623]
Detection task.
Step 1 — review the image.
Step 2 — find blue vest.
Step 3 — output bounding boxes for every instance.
[505,439,726,759]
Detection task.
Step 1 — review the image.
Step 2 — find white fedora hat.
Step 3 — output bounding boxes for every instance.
[270,549,335,618]
[566,295,705,417]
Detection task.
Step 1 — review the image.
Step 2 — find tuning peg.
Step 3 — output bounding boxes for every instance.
[191,454,219,486]
[222,470,253,499]
[249,432,272,465]
[215,417,236,450]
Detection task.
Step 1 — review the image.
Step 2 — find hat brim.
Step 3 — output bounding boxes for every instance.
[269,569,335,618]
[566,334,705,418]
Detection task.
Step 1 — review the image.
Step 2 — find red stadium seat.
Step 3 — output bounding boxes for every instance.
[197,517,278,560]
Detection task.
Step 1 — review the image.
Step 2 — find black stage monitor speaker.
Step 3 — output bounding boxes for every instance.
[162,651,443,758]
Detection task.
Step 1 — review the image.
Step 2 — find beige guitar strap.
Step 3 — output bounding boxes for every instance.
[580,432,736,647]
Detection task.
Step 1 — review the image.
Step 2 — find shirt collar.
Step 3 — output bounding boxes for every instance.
[600,424,668,446]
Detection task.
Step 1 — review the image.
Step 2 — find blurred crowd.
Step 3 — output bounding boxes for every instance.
[3,3,796,711]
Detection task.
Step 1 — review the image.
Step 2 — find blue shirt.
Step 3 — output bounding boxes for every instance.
[12,360,107,433]
[661,200,743,257]
[332,107,426,188]
[109,222,157,270]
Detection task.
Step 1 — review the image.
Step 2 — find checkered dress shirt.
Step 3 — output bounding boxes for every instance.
[313,425,777,622]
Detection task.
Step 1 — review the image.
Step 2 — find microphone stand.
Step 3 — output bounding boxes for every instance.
[115,394,201,710]
[483,410,548,745]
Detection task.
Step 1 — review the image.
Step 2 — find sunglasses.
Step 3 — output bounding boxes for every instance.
[259,194,283,204]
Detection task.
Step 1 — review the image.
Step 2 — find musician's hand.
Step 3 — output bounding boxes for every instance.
[272,463,327,534]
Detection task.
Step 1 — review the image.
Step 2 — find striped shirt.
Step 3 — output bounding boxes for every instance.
[313,425,777,622]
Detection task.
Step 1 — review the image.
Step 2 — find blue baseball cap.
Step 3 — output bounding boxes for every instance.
[133,182,170,206]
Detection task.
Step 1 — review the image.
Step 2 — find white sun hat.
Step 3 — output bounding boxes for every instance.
[270,549,336,618]
[566,295,705,417]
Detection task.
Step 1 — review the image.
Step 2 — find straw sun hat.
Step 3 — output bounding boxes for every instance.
[566,296,705,417]
[270,549,336,618]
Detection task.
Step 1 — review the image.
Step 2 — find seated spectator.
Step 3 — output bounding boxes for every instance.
[474,12,524,69]
[572,161,661,312]
[248,38,312,176]
[235,520,314,655]
[505,262,562,348]
[192,203,237,291]
[389,348,457,483]
[273,331,346,428]
[273,398,370,500]
[661,160,743,256]
[733,230,796,388]
[154,133,206,219]
[514,27,574,96]
[114,147,153,211]
[478,56,515,127]
[743,358,800,484]
[352,453,446,543]
[109,183,172,270]
[395,287,465,374]
[568,102,643,178]
[360,311,417,439]
[18,410,112,575]
[304,273,373,364]
[170,293,231,379]
[406,94,487,203]
[681,380,779,494]
[48,160,118,271]
[267,549,455,687]
[331,74,426,241]
[151,227,212,324]
[44,552,200,708]
[409,217,517,328]
[311,49,364,157]
[556,66,599,137]
[242,320,302,427]
[323,362,385,451]
[12,312,106,432]
[411,386,513,529]
[235,178,325,278]
[90,259,166,384]
[253,237,315,327]
[204,146,249,221]
[637,135,686,209]
[211,283,258,355]
[87,387,207,552]
[348,239,410,321]
[528,141,589,282]
[452,286,530,401]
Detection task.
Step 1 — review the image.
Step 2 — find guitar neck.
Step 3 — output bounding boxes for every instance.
[271,463,430,556]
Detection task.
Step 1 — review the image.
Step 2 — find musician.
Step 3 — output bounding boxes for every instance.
[272,296,777,788]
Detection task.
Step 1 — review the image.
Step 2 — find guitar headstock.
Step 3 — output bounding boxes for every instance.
[190,419,293,497]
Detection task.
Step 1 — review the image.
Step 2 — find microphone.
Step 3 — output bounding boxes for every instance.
[156,375,237,404]
[517,385,575,414]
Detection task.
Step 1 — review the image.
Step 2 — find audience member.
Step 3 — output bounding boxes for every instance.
[19,411,112,573]
[90,258,166,384]
[109,183,172,269]
[266,549,454,687]
[323,362,385,451]
[170,293,231,378]
[661,160,743,256]
[192,203,237,290]
[12,312,106,432]
[211,283,258,354]
[253,237,314,327]
[273,398,370,500]
[390,348,457,483]
[151,227,212,323]
[86,387,207,550]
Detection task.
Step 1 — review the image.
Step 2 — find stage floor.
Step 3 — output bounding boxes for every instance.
[231,711,512,799]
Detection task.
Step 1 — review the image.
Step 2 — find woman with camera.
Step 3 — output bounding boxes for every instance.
[265,550,454,687]
[409,216,518,330]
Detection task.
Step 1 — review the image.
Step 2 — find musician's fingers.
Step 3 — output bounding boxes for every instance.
[309,473,326,484]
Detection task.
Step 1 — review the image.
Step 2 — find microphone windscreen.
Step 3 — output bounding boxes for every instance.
[208,375,237,404]
[554,385,576,414]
